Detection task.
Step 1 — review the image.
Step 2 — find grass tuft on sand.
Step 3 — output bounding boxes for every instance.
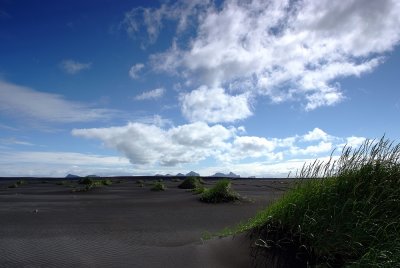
[151,181,166,191]
[72,178,112,192]
[178,176,204,190]
[200,179,240,203]
[222,137,400,267]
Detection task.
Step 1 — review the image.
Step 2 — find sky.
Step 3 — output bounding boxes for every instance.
[0,0,400,177]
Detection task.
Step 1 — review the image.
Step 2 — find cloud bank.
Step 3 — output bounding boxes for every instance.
[125,0,400,122]
[73,123,365,171]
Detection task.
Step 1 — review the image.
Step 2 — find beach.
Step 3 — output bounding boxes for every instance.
[0,178,290,267]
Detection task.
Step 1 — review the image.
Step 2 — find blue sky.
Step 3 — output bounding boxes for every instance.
[1,0,400,177]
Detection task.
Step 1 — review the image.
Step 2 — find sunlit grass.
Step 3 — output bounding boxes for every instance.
[220,137,400,266]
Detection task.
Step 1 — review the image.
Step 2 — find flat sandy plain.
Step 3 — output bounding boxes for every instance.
[0,178,291,267]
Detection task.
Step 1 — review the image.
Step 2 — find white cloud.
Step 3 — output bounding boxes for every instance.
[60,59,91,74]
[344,136,367,148]
[290,141,333,156]
[72,121,366,172]
[122,1,212,44]
[0,151,132,177]
[303,128,331,142]
[138,0,400,111]
[180,86,252,123]
[0,80,118,123]
[72,121,235,167]
[0,137,34,146]
[135,87,165,100]
[129,63,145,79]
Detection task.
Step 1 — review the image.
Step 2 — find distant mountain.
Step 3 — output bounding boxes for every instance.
[176,173,185,177]
[86,175,99,178]
[211,172,240,178]
[186,171,200,177]
[66,174,80,178]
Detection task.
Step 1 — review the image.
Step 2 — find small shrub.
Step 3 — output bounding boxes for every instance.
[193,184,206,194]
[101,179,112,186]
[79,178,93,185]
[8,183,18,188]
[136,179,144,184]
[200,179,240,203]
[178,177,203,189]
[151,182,166,191]
[8,180,26,188]
[73,178,111,192]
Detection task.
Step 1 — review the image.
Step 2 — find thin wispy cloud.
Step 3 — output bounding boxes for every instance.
[129,63,145,79]
[0,137,34,146]
[0,80,118,123]
[135,87,165,100]
[60,59,92,74]
[0,10,11,19]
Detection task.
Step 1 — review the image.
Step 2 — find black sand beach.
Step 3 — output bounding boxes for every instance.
[0,178,290,267]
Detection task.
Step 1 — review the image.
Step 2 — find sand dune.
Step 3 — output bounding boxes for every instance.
[0,179,290,267]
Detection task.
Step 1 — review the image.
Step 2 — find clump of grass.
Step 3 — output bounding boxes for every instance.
[200,179,240,203]
[73,178,112,192]
[151,181,166,191]
[225,137,400,267]
[8,180,26,188]
[8,183,18,188]
[193,184,206,194]
[56,180,70,186]
[178,176,203,189]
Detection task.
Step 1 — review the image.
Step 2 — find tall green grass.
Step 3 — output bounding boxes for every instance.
[224,137,400,267]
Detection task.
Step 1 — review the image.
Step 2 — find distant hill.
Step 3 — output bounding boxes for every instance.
[176,173,185,177]
[86,175,99,178]
[186,171,200,177]
[65,174,80,178]
[211,172,240,178]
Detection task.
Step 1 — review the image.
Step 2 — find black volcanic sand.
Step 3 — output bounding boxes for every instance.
[0,178,291,267]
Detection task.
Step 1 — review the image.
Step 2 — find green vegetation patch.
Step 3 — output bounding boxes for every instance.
[178,176,204,189]
[151,181,166,191]
[72,178,113,192]
[200,179,240,203]
[224,137,400,267]
[8,180,26,188]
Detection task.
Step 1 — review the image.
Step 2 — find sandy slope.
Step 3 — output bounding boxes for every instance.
[0,178,289,267]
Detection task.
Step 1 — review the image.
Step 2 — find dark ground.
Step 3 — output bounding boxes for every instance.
[0,178,290,267]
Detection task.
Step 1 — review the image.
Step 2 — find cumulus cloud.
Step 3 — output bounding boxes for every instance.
[0,80,118,123]
[72,122,366,169]
[60,59,91,74]
[129,63,145,79]
[135,87,165,100]
[303,128,331,142]
[130,0,400,113]
[72,121,235,166]
[180,86,252,123]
